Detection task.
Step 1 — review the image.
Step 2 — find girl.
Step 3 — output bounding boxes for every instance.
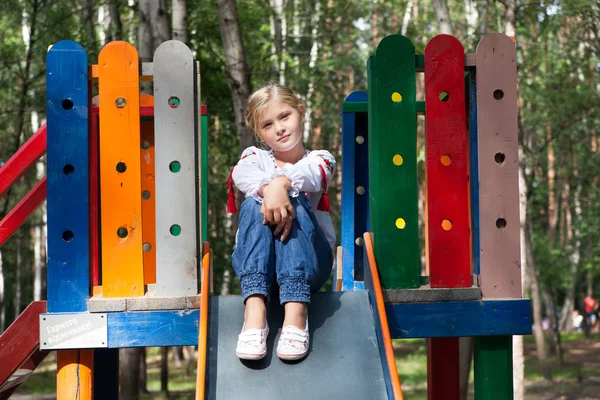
[227,82,336,361]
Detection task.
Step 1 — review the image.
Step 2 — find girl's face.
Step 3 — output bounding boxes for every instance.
[257,99,303,152]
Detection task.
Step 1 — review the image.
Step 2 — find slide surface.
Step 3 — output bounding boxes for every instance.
[206,291,389,399]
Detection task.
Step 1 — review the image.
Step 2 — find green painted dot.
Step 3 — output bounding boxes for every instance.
[169,161,181,173]
[170,224,181,236]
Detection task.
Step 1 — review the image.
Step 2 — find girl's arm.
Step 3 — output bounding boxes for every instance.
[231,147,272,200]
[280,150,336,195]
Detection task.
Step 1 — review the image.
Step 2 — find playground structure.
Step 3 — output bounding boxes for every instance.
[0,32,531,399]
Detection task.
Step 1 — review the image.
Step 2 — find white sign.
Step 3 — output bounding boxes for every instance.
[40,313,108,350]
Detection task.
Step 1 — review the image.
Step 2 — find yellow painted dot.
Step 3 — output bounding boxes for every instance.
[393,154,404,166]
[440,154,451,166]
[442,219,453,231]
[395,218,406,229]
[391,92,403,103]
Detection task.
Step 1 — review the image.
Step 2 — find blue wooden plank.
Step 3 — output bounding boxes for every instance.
[46,40,90,313]
[341,91,369,291]
[363,237,394,400]
[107,310,199,347]
[469,71,481,275]
[385,299,532,338]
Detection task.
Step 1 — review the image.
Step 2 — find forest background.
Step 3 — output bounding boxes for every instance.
[0,0,599,399]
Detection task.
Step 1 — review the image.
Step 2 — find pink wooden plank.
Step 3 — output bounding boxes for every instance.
[476,33,522,298]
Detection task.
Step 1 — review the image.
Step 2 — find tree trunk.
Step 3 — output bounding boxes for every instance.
[459,337,473,400]
[33,110,44,302]
[464,0,478,39]
[432,0,453,34]
[216,0,254,151]
[401,0,413,36]
[107,0,123,41]
[161,347,169,393]
[119,348,141,400]
[542,289,563,364]
[139,348,147,393]
[270,0,287,84]
[15,239,21,316]
[151,0,171,47]
[477,0,488,40]
[304,0,320,142]
[172,0,188,43]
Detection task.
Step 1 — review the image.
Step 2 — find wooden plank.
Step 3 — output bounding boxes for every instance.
[427,337,459,400]
[425,34,470,288]
[90,62,154,82]
[468,72,481,275]
[415,53,476,72]
[201,110,208,242]
[195,242,211,400]
[382,286,481,303]
[46,40,90,312]
[57,350,93,400]
[368,35,420,289]
[98,41,144,298]
[153,40,198,296]
[0,348,49,398]
[107,310,199,347]
[139,94,156,285]
[0,178,46,247]
[476,34,521,298]
[0,124,46,197]
[363,233,405,400]
[90,108,100,287]
[0,301,47,387]
[474,336,513,400]
[384,299,531,338]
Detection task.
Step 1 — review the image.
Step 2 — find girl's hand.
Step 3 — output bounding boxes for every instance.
[261,177,295,240]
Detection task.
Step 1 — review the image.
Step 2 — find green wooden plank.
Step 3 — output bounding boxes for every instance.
[474,336,514,400]
[415,54,424,70]
[368,34,420,289]
[201,113,208,242]
[343,100,425,114]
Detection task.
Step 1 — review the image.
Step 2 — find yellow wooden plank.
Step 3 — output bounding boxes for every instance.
[98,41,144,297]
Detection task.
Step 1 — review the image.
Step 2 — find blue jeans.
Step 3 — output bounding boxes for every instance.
[232,194,333,304]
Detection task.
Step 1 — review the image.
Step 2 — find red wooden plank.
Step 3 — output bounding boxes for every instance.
[0,124,47,197]
[90,108,100,286]
[424,34,469,400]
[0,301,47,387]
[425,35,470,288]
[427,337,460,400]
[0,349,49,398]
[201,104,207,116]
[0,177,47,247]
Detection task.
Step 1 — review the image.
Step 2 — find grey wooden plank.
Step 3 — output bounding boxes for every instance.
[153,40,199,296]
[207,291,389,400]
[383,285,481,303]
[476,33,522,298]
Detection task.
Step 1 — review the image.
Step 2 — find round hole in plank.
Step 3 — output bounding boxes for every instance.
[141,140,151,150]
[116,162,127,173]
[142,190,151,200]
[496,218,507,229]
[355,237,364,246]
[393,154,404,166]
[143,242,152,252]
[440,154,451,166]
[495,152,505,164]
[439,91,450,102]
[170,224,182,236]
[396,218,406,230]
[117,227,128,238]
[442,219,453,231]
[62,230,74,242]
[356,186,365,195]
[168,96,181,108]
[493,89,504,100]
[391,92,403,103]
[115,97,127,108]
[169,161,181,173]
[356,135,364,145]
[63,164,75,175]
[62,99,74,110]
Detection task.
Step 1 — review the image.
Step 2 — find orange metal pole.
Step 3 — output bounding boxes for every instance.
[195,242,211,400]
[57,350,93,400]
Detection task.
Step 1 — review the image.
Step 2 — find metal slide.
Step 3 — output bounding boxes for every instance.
[203,290,397,400]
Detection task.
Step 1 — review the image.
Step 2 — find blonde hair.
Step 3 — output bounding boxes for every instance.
[245,82,306,134]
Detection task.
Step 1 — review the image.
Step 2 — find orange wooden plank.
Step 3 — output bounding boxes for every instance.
[364,233,404,400]
[98,41,144,297]
[140,94,156,284]
[195,242,211,400]
[57,350,93,400]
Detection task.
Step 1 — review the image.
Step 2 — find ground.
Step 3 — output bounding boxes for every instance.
[11,333,600,399]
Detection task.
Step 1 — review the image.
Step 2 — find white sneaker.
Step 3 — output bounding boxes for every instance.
[235,323,269,360]
[276,319,309,361]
